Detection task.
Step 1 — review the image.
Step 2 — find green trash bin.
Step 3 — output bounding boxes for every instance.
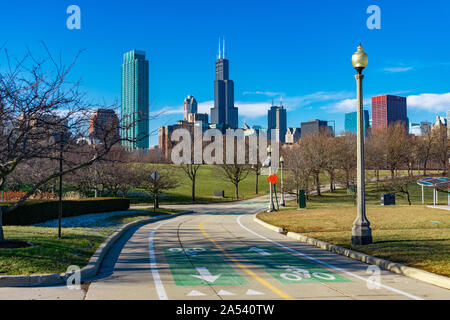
[298,190,306,209]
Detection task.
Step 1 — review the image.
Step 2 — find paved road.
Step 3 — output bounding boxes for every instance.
[85,196,450,300]
[1,195,450,300]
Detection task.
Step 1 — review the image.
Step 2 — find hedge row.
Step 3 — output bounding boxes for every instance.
[1,198,130,226]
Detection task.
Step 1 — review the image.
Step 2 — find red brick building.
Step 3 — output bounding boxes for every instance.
[371,95,408,131]
[89,109,120,142]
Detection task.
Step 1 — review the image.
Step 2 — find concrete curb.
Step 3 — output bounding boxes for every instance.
[253,216,450,290]
[253,215,284,233]
[0,211,193,287]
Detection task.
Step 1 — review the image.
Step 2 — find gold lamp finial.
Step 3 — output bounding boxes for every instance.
[352,44,368,70]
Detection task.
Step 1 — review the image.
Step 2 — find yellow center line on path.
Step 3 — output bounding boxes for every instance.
[199,216,293,300]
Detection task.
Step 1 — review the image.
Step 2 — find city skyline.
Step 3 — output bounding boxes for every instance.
[1,0,449,146]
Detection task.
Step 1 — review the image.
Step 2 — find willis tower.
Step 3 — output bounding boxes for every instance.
[210,38,238,129]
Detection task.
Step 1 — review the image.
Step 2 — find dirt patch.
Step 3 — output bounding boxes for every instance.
[0,240,34,249]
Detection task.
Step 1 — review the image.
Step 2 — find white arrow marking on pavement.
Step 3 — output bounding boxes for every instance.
[246,289,264,296]
[191,267,221,283]
[218,289,235,296]
[248,247,271,256]
[187,290,206,296]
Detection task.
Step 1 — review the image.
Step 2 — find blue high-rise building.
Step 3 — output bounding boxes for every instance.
[345,110,370,136]
[210,39,238,129]
[121,50,149,150]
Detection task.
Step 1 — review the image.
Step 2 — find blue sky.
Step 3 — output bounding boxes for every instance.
[1,0,449,146]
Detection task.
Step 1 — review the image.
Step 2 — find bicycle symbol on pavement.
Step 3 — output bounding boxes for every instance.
[278,265,336,282]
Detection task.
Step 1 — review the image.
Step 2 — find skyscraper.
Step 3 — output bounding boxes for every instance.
[267,102,287,142]
[121,50,149,150]
[345,110,370,136]
[210,39,238,129]
[371,95,407,132]
[183,95,198,121]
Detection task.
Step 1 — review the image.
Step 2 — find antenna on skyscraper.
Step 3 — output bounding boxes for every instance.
[218,37,222,59]
[280,96,283,107]
[223,37,226,59]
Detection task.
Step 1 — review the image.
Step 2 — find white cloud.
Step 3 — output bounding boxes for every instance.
[150,106,183,116]
[242,91,284,97]
[235,102,270,118]
[197,101,214,114]
[383,66,414,73]
[153,91,356,119]
[407,93,450,112]
[322,98,371,113]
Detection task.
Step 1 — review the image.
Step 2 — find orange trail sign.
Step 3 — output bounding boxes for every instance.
[268,174,278,185]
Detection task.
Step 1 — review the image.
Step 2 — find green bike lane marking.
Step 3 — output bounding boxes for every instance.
[232,246,351,284]
[163,247,249,286]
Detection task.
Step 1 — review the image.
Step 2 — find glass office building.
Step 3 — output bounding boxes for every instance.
[121,50,149,150]
[344,110,370,136]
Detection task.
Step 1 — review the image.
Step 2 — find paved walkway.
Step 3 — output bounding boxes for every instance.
[427,205,450,211]
[2,195,449,300]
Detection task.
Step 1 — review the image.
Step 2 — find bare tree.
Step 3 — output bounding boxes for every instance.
[139,165,179,208]
[372,123,409,179]
[431,125,448,175]
[283,142,313,201]
[180,164,201,203]
[252,162,261,194]
[216,164,251,199]
[383,176,417,205]
[335,133,357,189]
[299,132,330,196]
[0,45,154,242]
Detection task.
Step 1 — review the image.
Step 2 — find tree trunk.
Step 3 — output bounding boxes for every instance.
[316,173,321,196]
[255,172,259,194]
[0,207,4,242]
[155,193,159,208]
[329,171,335,192]
[235,183,239,199]
[191,177,196,203]
[52,180,57,199]
[345,170,350,188]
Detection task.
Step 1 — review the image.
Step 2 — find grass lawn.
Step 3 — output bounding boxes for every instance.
[130,164,270,205]
[258,183,450,277]
[128,166,442,205]
[0,208,181,275]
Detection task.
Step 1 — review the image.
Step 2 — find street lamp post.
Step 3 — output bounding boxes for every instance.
[351,44,372,246]
[57,131,64,240]
[267,145,275,212]
[280,156,285,207]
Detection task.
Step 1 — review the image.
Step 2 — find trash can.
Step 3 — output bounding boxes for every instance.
[298,190,306,209]
[381,193,395,205]
[214,190,225,198]
[347,186,356,195]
